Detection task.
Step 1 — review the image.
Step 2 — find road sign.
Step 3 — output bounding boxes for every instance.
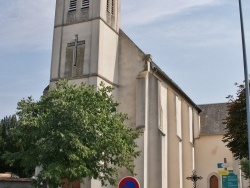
[218,163,223,168]
[222,172,238,188]
[218,163,233,168]
[218,170,229,176]
[221,163,233,168]
[118,176,140,188]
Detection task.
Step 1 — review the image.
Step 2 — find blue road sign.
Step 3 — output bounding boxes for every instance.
[217,163,223,168]
[118,176,140,188]
[222,172,238,188]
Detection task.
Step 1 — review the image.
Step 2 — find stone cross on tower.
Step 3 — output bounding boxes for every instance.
[64,34,85,78]
[50,0,120,84]
[73,34,78,67]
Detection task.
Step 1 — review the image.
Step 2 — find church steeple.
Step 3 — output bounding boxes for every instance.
[50,0,120,86]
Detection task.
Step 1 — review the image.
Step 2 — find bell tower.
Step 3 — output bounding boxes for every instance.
[50,0,120,86]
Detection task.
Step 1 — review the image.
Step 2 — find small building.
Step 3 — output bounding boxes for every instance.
[196,103,249,188]
[0,173,33,188]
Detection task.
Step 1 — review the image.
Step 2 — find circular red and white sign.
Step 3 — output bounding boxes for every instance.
[118,176,140,188]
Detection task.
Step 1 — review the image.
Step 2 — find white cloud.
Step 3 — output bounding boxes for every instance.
[122,0,225,27]
[155,20,242,47]
[0,0,228,52]
[0,0,56,52]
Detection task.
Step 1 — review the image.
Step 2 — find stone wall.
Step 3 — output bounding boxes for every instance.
[0,178,34,188]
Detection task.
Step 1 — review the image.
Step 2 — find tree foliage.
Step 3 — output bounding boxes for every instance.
[0,115,32,177]
[240,158,250,179]
[222,83,248,160]
[3,80,140,188]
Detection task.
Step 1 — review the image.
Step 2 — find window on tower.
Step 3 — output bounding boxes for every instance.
[107,0,110,12]
[82,0,89,9]
[106,0,116,28]
[69,0,77,11]
[111,0,114,15]
[107,0,114,14]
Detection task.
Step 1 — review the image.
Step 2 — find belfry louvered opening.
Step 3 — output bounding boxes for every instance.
[111,0,114,15]
[107,0,110,12]
[69,0,77,11]
[107,0,115,14]
[82,0,89,9]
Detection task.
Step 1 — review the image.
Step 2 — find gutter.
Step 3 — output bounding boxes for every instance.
[145,54,202,113]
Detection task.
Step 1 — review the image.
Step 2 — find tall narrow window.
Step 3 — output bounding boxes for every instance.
[69,0,77,11]
[82,0,89,9]
[189,107,193,144]
[107,0,110,12]
[111,0,114,15]
[176,96,182,139]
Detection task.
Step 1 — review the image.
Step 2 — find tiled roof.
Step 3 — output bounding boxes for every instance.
[199,103,228,135]
[0,178,32,182]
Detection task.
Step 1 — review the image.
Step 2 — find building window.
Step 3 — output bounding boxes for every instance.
[189,107,193,144]
[107,0,115,14]
[69,0,77,11]
[82,0,89,9]
[176,96,182,139]
[107,0,110,12]
[106,0,116,28]
[111,0,114,15]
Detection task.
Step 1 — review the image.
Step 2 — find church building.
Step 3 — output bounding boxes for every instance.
[49,0,202,187]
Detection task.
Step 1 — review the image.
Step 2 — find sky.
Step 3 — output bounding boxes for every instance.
[0,0,250,119]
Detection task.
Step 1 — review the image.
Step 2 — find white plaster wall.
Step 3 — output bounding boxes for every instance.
[167,90,181,188]
[195,135,236,188]
[98,21,119,84]
[160,83,168,188]
[147,74,162,188]
[116,31,146,187]
[181,102,195,188]
[51,27,62,79]
[54,0,65,26]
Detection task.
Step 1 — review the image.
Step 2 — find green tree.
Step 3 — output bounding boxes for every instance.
[240,158,250,179]
[222,83,250,178]
[222,83,248,160]
[3,80,140,188]
[0,115,32,177]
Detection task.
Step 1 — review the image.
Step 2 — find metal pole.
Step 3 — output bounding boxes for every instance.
[238,0,250,168]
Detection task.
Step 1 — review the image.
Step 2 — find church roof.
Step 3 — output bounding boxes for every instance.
[119,30,202,113]
[199,103,228,135]
[150,61,202,113]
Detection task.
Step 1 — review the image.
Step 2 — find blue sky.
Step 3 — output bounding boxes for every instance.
[0,0,250,119]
